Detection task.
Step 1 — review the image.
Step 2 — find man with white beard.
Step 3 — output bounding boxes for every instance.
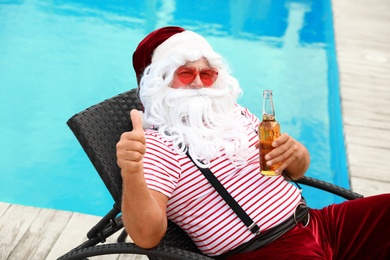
[116,27,390,259]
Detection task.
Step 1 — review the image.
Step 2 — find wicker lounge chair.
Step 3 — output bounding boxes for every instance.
[57,88,363,260]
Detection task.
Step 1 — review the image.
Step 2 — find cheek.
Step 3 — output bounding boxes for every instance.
[171,76,184,89]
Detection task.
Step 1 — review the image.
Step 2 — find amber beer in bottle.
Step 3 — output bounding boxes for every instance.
[259,90,281,176]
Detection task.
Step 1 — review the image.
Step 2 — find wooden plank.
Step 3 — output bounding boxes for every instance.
[0,202,10,217]
[341,80,390,91]
[0,204,147,260]
[351,176,390,196]
[343,115,390,130]
[118,253,148,260]
[337,50,390,65]
[349,165,390,185]
[0,204,40,260]
[341,89,390,104]
[342,100,390,114]
[347,142,390,161]
[344,126,390,148]
[46,212,117,260]
[46,211,144,260]
[345,135,390,151]
[6,207,72,260]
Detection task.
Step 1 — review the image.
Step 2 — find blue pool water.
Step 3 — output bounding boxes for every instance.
[0,0,348,216]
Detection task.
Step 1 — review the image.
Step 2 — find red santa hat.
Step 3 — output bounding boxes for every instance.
[132,26,214,86]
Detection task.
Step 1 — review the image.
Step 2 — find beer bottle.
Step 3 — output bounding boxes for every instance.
[259,90,281,176]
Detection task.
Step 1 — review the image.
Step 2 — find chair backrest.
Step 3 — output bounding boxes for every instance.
[67,89,139,204]
[67,88,203,255]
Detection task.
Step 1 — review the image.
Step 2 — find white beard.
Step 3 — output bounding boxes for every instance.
[139,48,250,168]
[146,87,250,168]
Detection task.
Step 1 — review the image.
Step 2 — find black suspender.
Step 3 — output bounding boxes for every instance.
[186,152,261,235]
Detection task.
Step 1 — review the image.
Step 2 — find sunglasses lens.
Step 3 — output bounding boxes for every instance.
[177,67,196,85]
[200,69,217,86]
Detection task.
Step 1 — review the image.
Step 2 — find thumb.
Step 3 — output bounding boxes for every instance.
[130,109,143,131]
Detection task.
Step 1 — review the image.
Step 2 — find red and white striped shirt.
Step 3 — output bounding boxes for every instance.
[143,106,302,256]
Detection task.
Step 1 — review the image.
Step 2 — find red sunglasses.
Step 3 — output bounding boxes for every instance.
[175,66,218,87]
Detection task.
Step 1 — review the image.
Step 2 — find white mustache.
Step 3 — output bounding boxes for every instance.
[164,87,230,106]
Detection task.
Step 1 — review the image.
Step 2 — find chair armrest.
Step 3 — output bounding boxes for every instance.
[296,176,363,200]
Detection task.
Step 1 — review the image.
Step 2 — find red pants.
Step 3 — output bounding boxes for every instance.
[228,194,390,260]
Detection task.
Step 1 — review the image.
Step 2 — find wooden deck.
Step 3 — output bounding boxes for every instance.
[1,0,389,259]
[332,0,390,195]
[0,202,144,260]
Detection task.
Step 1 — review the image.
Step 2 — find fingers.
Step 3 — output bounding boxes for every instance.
[117,132,146,155]
[271,133,289,148]
[265,134,298,172]
[130,109,143,132]
[265,133,290,160]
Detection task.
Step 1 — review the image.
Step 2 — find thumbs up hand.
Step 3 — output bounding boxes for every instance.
[116,109,146,175]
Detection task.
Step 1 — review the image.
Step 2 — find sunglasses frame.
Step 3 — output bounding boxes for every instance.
[175,66,218,87]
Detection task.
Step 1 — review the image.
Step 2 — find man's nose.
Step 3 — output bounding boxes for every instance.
[189,74,203,89]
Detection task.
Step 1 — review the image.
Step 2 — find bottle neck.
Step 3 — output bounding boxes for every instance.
[262,91,275,121]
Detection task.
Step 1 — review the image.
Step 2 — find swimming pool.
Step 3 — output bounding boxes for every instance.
[0,0,348,216]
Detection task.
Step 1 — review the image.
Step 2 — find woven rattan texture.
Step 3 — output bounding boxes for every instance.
[67,89,139,203]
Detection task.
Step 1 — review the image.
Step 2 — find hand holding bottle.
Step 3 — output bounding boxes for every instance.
[258,90,281,176]
[257,133,301,176]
